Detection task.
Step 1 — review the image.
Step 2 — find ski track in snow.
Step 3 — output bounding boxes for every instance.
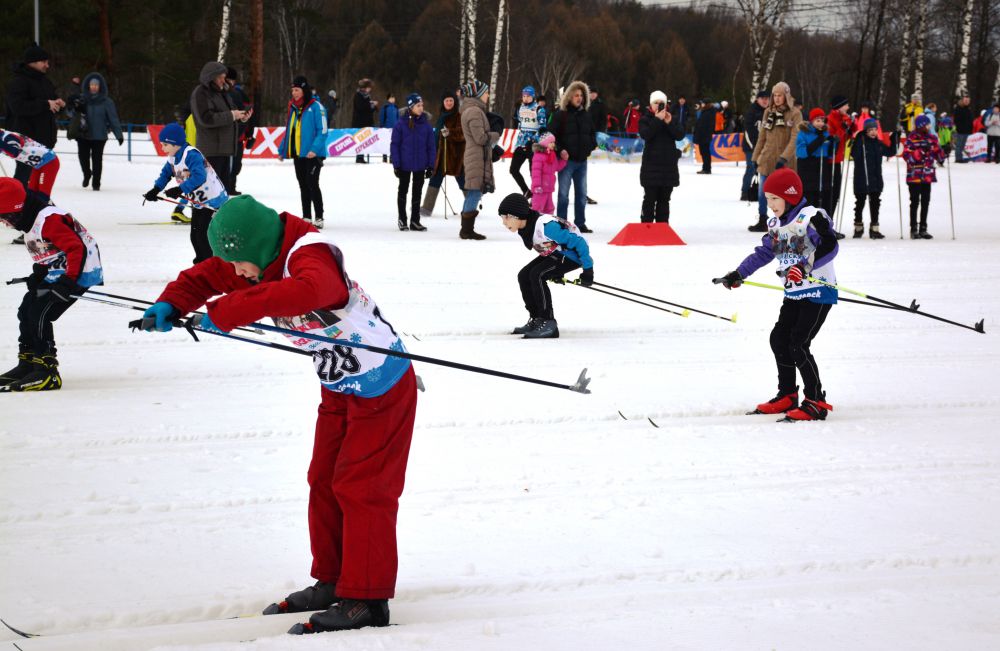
[2,153,1000,650]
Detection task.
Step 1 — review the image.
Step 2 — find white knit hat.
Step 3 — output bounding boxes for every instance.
[649,90,667,107]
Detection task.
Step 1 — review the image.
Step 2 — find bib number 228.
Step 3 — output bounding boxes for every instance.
[315,345,361,383]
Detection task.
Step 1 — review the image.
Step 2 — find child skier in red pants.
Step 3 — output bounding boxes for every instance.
[140,195,417,634]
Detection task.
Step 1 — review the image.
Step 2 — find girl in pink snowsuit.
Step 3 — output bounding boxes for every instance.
[530,133,566,213]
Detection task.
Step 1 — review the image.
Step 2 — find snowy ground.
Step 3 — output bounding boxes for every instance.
[1,147,999,651]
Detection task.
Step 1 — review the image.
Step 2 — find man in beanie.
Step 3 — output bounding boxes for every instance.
[143,122,230,262]
[278,75,328,228]
[5,44,64,188]
[139,194,418,634]
[741,90,770,201]
[0,178,103,392]
[498,192,594,339]
[717,167,839,422]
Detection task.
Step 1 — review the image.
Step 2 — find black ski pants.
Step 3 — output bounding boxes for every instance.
[77,139,107,186]
[697,141,712,172]
[18,287,78,355]
[641,184,673,223]
[396,170,425,223]
[190,208,215,263]
[509,146,533,194]
[517,255,581,321]
[770,298,832,401]
[294,157,324,220]
[854,192,881,225]
[206,155,234,195]
[907,182,931,231]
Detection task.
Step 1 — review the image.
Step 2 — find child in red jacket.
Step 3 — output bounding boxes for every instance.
[529,133,566,213]
[0,178,103,391]
[139,195,417,635]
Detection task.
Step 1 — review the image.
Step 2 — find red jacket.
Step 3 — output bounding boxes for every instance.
[158,213,349,332]
[826,109,849,163]
[623,107,641,134]
[40,213,88,280]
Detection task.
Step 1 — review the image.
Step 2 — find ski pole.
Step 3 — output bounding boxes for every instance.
[895,141,904,239]
[806,276,985,333]
[84,289,264,335]
[142,193,209,210]
[110,294,593,394]
[724,277,908,311]
[590,280,736,322]
[126,314,313,356]
[553,279,689,318]
[946,155,955,240]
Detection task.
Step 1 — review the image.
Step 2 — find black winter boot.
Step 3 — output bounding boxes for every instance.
[263,581,338,615]
[289,598,390,634]
[9,352,61,392]
[398,216,409,231]
[869,224,885,239]
[748,216,768,232]
[511,318,542,335]
[0,348,35,391]
[522,319,559,339]
[853,222,864,238]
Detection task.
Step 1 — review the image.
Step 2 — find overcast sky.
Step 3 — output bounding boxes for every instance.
[635,0,850,33]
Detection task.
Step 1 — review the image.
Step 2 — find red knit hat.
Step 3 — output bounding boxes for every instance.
[762,168,803,205]
[808,108,826,121]
[0,178,27,214]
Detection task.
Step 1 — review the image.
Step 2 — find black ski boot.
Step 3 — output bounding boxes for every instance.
[522,319,559,339]
[9,352,61,392]
[748,217,768,232]
[511,318,541,335]
[263,581,338,615]
[0,348,35,391]
[289,598,389,634]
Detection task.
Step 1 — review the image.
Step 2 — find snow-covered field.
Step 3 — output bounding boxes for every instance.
[2,148,999,651]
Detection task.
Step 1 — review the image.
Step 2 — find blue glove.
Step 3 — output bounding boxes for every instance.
[143,301,178,332]
[191,312,224,333]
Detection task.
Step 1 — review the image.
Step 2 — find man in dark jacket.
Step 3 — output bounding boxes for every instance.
[352,78,377,163]
[638,91,685,223]
[694,99,717,174]
[670,96,691,134]
[5,44,64,186]
[226,67,256,194]
[190,61,247,194]
[323,90,338,128]
[548,81,596,232]
[741,90,770,200]
[589,87,609,134]
[952,95,974,163]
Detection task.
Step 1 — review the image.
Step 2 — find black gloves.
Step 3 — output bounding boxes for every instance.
[775,157,787,169]
[164,186,184,199]
[143,187,161,202]
[579,268,594,287]
[720,270,743,289]
[394,168,403,179]
[49,275,85,302]
[25,263,48,290]
[424,168,434,179]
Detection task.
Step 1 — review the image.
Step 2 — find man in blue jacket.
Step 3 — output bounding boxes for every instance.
[279,76,328,228]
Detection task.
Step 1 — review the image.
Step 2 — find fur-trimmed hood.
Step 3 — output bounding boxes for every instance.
[559,81,591,111]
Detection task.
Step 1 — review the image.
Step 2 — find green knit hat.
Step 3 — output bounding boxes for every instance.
[208,195,284,275]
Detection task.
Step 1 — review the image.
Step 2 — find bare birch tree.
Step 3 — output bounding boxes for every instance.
[953,0,975,99]
[460,0,468,85]
[463,0,480,81]
[897,7,912,118]
[529,43,585,102]
[994,52,1000,103]
[913,1,926,99]
[217,0,233,63]
[488,0,507,110]
[735,0,791,102]
[277,0,321,84]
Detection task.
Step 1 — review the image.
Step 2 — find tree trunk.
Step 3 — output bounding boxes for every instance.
[249,0,264,103]
[862,0,888,102]
[760,1,787,95]
[993,52,1000,104]
[217,0,233,63]
[897,7,912,119]
[488,0,507,111]
[460,0,468,84]
[876,45,889,116]
[740,0,788,102]
[953,0,975,99]
[94,0,115,75]
[466,0,479,81]
[913,2,926,99]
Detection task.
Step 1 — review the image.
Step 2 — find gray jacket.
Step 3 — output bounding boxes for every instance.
[190,62,238,156]
[986,112,1000,138]
[77,72,123,143]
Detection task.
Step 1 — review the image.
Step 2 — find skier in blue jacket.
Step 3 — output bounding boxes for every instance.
[279,76,328,228]
[497,192,593,340]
